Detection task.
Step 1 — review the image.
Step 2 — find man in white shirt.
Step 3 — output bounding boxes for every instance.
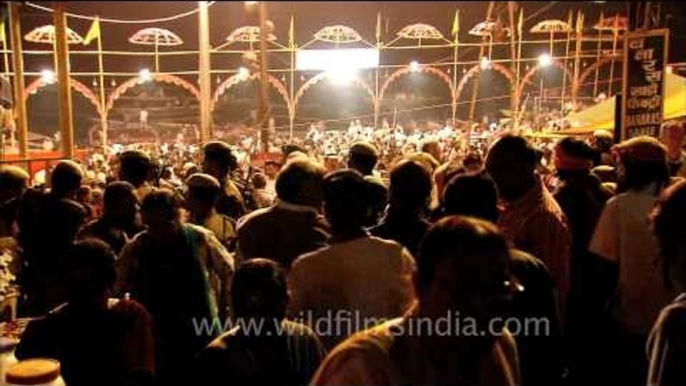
[288,170,415,350]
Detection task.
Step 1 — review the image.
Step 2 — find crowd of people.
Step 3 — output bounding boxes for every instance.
[0,117,685,386]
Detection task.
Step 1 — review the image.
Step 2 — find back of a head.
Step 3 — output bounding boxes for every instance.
[614,135,670,191]
[119,150,151,187]
[348,142,379,176]
[389,159,432,212]
[140,188,179,225]
[104,181,136,212]
[405,152,440,174]
[252,173,267,190]
[275,159,326,207]
[203,141,237,174]
[323,169,369,232]
[486,135,537,172]
[554,137,595,177]
[232,258,288,320]
[186,173,221,204]
[443,172,499,223]
[653,179,686,289]
[50,160,84,198]
[417,216,510,294]
[68,238,117,295]
[0,165,30,202]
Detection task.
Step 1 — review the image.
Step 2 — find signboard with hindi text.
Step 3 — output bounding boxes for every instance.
[620,29,669,140]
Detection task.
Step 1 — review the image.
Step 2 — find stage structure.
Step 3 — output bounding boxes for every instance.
[0,1,644,159]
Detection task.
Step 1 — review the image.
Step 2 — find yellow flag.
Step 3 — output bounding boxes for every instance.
[83,17,100,45]
[0,21,5,44]
[451,10,459,37]
[517,9,523,37]
[576,11,584,35]
[288,16,294,47]
[567,10,573,31]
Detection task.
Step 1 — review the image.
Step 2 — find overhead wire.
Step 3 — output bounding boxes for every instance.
[23,2,216,24]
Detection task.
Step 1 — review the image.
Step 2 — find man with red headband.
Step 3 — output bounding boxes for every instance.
[552,137,614,384]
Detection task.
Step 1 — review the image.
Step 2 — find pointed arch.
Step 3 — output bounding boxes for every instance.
[24,77,104,118]
[106,73,200,112]
[212,73,292,117]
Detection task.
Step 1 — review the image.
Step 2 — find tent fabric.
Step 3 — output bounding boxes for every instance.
[561,73,686,135]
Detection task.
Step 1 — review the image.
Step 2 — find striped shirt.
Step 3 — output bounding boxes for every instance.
[498,179,572,303]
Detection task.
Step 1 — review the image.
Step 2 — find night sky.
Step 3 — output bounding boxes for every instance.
[8,2,686,139]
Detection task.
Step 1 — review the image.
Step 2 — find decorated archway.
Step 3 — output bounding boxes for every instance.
[24,77,104,118]
[378,66,456,111]
[106,73,200,112]
[515,59,574,105]
[455,63,515,102]
[212,73,292,117]
[293,72,377,119]
[573,55,623,102]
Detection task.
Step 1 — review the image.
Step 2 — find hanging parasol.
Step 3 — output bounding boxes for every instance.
[468,20,511,39]
[24,25,83,45]
[594,14,629,31]
[313,25,363,44]
[530,19,572,54]
[226,26,277,44]
[128,28,183,72]
[396,23,445,41]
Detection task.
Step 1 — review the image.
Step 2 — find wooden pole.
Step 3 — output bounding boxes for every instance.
[95,18,108,152]
[593,17,602,97]
[572,11,583,105]
[53,2,74,159]
[2,6,9,77]
[607,24,618,96]
[9,2,28,158]
[198,1,212,143]
[258,1,270,153]
[451,10,459,125]
[515,8,524,129]
[469,1,495,125]
[154,36,159,73]
[289,16,295,141]
[562,17,572,112]
[507,2,517,115]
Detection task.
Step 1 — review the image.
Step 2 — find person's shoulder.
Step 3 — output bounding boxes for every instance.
[654,296,686,337]
[236,206,274,230]
[291,246,331,271]
[312,319,400,385]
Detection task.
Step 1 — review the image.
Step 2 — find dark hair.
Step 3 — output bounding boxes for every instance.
[67,238,117,293]
[364,176,388,227]
[417,216,510,292]
[231,258,288,320]
[0,165,29,201]
[203,141,237,174]
[252,173,267,190]
[443,172,499,223]
[51,160,83,197]
[323,169,369,232]
[486,134,537,171]
[140,189,179,223]
[275,159,326,206]
[104,181,136,207]
[119,150,151,188]
[652,179,686,291]
[389,160,432,212]
[348,143,379,176]
[619,158,670,193]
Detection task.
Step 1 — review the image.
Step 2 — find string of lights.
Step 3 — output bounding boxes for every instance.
[24,2,216,24]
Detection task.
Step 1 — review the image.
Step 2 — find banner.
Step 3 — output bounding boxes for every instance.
[620,29,669,140]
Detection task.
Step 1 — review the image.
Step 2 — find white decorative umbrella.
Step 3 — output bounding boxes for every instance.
[128,28,183,72]
[25,25,83,45]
